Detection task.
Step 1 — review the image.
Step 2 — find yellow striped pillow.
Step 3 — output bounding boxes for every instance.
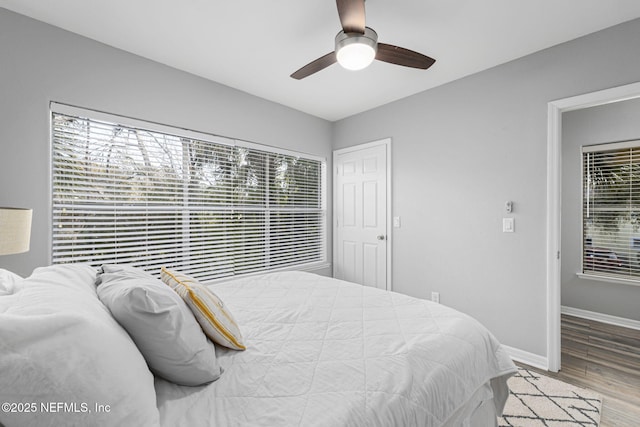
[160,267,246,351]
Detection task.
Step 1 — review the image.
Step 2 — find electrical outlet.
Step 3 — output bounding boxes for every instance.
[431,292,440,304]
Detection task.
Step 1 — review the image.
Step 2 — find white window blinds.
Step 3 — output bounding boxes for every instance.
[582,140,640,282]
[51,105,326,281]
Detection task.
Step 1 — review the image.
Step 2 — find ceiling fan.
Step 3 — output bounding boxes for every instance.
[290,0,436,80]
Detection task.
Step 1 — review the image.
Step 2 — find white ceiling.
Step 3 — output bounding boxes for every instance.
[2,0,640,121]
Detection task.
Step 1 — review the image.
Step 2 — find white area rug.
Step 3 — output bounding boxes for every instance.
[499,368,602,426]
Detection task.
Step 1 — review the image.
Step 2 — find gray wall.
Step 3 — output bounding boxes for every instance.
[0,8,333,277]
[562,98,640,321]
[334,19,640,357]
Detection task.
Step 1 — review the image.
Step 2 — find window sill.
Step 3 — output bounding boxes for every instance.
[576,272,640,287]
[205,261,332,285]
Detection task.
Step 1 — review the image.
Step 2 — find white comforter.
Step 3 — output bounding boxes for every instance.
[155,271,516,427]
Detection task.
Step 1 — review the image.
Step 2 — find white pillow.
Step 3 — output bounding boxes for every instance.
[96,264,221,386]
[0,264,160,427]
[0,268,22,295]
[161,267,246,351]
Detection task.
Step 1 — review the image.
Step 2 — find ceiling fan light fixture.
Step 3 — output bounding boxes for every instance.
[290,1,435,80]
[335,27,378,71]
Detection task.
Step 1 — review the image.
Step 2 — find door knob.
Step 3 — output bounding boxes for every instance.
[377,235,385,240]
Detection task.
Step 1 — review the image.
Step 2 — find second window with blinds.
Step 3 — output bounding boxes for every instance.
[51,103,326,281]
[582,139,640,284]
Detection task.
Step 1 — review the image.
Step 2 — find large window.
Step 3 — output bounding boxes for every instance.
[582,140,640,283]
[51,104,326,281]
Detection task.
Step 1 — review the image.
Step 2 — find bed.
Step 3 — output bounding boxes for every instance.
[0,264,516,427]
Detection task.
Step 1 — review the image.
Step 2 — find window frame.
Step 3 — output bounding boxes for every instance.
[49,102,328,280]
[579,139,640,286]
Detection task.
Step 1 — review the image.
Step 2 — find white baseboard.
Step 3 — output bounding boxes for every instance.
[561,306,640,331]
[503,345,548,371]
[504,308,640,374]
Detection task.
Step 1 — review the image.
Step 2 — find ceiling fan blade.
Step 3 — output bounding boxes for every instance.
[290,52,337,80]
[376,43,436,69]
[336,0,366,34]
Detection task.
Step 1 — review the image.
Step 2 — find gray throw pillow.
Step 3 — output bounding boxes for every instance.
[96,264,220,386]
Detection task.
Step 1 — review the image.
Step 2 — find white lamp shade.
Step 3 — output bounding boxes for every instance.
[0,207,33,256]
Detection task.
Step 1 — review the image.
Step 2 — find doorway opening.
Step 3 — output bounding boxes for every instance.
[547,81,640,372]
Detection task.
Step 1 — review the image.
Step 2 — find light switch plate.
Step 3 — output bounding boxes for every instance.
[503,217,514,233]
[393,216,401,228]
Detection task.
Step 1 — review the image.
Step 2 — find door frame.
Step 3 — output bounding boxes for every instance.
[546,81,640,372]
[333,138,393,290]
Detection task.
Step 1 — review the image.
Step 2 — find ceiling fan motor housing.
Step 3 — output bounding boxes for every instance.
[335,27,378,70]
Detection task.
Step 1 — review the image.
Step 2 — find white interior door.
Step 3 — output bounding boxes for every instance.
[334,140,389,289]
